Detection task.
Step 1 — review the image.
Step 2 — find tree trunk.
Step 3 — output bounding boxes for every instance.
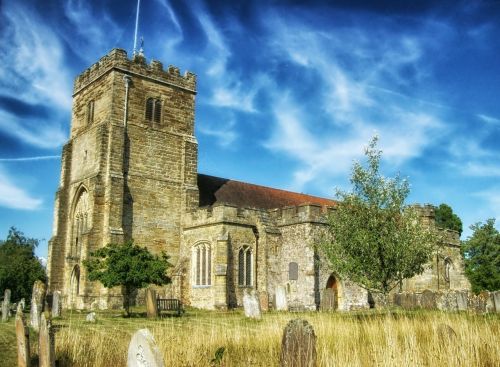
[124,286,131,317]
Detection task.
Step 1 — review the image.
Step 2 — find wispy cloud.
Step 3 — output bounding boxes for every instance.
[0,156,60,162]
[0,167,42,210]
[477,113,500,125]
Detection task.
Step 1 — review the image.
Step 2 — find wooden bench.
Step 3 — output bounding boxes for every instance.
[156,298,184,316]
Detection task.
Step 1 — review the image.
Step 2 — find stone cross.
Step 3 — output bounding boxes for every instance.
[243,290,261,319]
[275,286,288,311]
[30,280,47,331]
[15,304,30,367]
[127,328,165,367]
[280,319,317,367]
[51,291,61,317]
[39,313,55,367]
[2,288,11,322]
[145,288,158,318]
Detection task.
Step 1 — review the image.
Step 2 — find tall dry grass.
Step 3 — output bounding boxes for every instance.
[53,309,499,367]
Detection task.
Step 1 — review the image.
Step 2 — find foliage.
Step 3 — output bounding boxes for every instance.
[320,137,436,296]
[83,242,172,316]
[461,219,500,293]
[0,227,46,303]
[434,203,463,235]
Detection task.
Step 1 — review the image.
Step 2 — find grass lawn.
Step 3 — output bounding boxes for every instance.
[0,308,499,366]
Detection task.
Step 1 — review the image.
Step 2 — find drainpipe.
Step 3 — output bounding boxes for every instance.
[123,75,132,128]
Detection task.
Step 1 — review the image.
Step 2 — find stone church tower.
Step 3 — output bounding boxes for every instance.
[48,49,198,309]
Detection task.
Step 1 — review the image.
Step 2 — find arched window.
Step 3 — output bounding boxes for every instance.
[289,262,298,280]
[238,246,252,286]
[192,243,211,286]
[72,189,90,258]
[444,258,452,283]
[145,97,162,123]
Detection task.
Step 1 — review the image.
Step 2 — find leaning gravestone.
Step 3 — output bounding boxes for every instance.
[15,304,30,367]
[39,313,55,367]
[320,288,335,311]
[146,288,158,318]
[127,328,165,367]
[243,290,261,319]
[280,319,317,367]
[275,286,288,311]
[2,288,11,322]
[51,291,61,317]
[30,280,47,331]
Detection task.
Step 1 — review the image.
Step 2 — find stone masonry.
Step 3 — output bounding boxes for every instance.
[48,49,470,311]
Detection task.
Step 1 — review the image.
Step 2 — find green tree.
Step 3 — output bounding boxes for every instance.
[320,137,436,299]
[0,227,47,303]
[434,203,463,235]
[83,242,172,316]
[461,219,500,293]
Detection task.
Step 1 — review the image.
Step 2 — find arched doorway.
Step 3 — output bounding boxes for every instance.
[322,274,340,310]
[69,265,80,308]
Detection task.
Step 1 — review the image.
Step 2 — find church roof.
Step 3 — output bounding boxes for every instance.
[198,174,336,209]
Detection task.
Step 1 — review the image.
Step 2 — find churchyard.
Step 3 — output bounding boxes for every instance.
[1,306,499,367]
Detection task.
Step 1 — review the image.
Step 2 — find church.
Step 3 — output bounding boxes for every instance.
[47,49,469,311]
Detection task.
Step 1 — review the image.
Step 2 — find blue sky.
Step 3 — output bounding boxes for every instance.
[1,0,500,260]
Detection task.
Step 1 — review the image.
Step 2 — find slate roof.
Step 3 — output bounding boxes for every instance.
[198,173,336,209]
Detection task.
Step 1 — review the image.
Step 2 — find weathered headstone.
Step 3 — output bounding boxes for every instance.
[486,292,496,313]
[437,323,456,344]
[280,319,317,367]
[15,304,30,367]
[243,290,261,319]
[86,312,97,323]
[492,291,500,313]
[320,288,335,311]
[30,280,47,331]
[39,313,55,367]
[259,291,269,312]
[2,288,11,322]
[146,288,158,318]
[19,298,26,311]
[456,291,468,311]
[275,286,288,311]
[127,328,165,367]
[421,290,437,310]
[51,291,61,317]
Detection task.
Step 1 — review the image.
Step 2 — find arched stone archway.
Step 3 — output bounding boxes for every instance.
[69,265,80,308]
[322,274,342,310]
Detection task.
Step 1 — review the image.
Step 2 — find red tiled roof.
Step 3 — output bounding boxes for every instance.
[198,174,336,209]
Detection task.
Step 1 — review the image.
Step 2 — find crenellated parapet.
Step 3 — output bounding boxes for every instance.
[73,48,196,95]
[270,204,332,226]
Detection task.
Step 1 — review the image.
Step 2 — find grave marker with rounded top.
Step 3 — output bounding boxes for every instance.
[280,319,317,367]
[275,286,288,311]
[39,313,55,367]
[243,290,262,319]
[15,304,30,367]
[30,280,46,331]
[127,328,165,367]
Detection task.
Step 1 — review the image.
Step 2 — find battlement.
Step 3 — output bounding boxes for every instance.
[73,48,196,95]
[184,203,332,229]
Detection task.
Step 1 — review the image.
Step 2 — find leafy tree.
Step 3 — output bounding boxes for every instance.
[461,219,500,293]
[0,227,47,303]
[320,137,436,299]
[434,203,463,235]
[83,242,172,316]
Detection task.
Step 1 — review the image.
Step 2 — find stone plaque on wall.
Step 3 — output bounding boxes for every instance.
[215,264,227,276]
[288,262,298,281]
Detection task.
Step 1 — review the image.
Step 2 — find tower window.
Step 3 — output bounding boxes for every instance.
[145,97,162,123]
[192,243,211,286]
[238,246,252,286]
[87,100,94,124]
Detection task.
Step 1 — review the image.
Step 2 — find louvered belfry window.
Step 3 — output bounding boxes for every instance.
[192,243,211,286]
[238,246,252,286]
[145,97,161,123]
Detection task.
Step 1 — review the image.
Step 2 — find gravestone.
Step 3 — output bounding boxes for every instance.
[243,290,261,319]
[19,298,26,311]
[492,291,500,313]
[30,280,46,331]
[86,312,97,323]
[486,292,496,313]
[320,288,335,311]
[127,328,165,367]
[51,291,61,317]
[420,290,437,309]
[456,291,468,311]
[39,313,55,367]
[437,323,456,344]
[280,319,317,367]
[259,291,269,312]
[146,288,158,318]
[15,304,30,367]
[275,286,288,311]
[2,288,11,322]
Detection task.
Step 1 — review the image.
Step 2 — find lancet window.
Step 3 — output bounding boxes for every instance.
[192,243,211,286]
[72,190,90,258]
[145,97,162,123]
[238,246,252,286]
